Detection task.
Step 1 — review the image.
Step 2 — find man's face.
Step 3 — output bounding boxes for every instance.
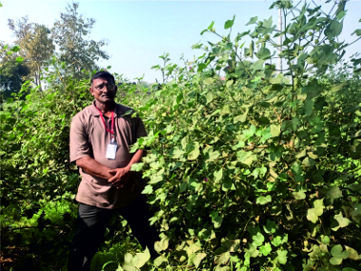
[90,78,117,103]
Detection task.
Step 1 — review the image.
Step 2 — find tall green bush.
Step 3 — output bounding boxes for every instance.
[124,1,361,270]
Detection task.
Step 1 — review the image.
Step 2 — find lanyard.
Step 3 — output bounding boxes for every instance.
[94,105,115,137]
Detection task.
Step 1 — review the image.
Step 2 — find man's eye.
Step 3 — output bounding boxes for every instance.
[96,84,105,90]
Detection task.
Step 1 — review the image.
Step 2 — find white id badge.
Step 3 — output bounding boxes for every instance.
[106,140,117,160]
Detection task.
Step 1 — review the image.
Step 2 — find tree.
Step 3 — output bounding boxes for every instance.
[8,17,55,89]
[52,2,108,79]
[0,43,30,101]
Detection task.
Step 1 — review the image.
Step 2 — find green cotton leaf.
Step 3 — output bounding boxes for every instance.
[153,255,167,267]
[260,242,272,256]
[307,198,325,223]
[237,150,257,167]
[345,246,361,261]
[260,127,272,143]
[277,249,288,265]
[214,168,223,183]
[314,198,325,209]
[133,248,151,268]
[206,149,220,162]
[11,45,20,52]
[263,220,277,234]
[326,186,343,203]
[292,189,306,200]
[206,92,214,104]
[270,124,281,137]
[332,212,351,231]
[352,29,361,36]
[243,125,256,138]
[251,166,267,179]
[214,252,230,265]
[251,59,264,71]
[197,62,208,72]
[181,137,188,149]
[302,157,315,168]
[131,162,143,172]
[220,104,231,115]
[252,232,265,247]
[271,235,288,247]
[302,80,321,99]
[331,245,349,258]
[192,43,202,49]
[256,195,272,205]
[224,15,235,29]
[291,117,300,131]
[149,173,163,184]
[172,147,185,159]
[336,10,346,20]
[154,237,169,252]
[210,211,223,229]
[193,252,207,268]
[142,185,153,194]
[226,79,234,88]
[233,109,248,123]
[325,20,343,38]
[269,73,286,84]
[151,64,161,70]
[176,93,183,104]
[256,47,271,60]
[184,242,201,257]
[321,235,331,245]
[309,44,338,66]
[16,56,24,63]
[208,21,215,31]
[330,244,349,265]
[247,16,258,25]
[304,99,314,116]
[330,256,343,265]
[188,142,200,160]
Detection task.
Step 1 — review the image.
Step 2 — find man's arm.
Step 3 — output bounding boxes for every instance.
[76,156,113,180]
[76,149,144,188]
[108,149,144,184]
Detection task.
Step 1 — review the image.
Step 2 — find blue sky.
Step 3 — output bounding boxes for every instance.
[1,0,360,82]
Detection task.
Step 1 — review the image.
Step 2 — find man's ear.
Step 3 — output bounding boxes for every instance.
[89,86,94,96]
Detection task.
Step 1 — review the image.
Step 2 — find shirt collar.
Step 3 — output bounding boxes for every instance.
[90,100,131,118]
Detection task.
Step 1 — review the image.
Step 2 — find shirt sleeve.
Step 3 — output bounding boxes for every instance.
[69,113,92,163]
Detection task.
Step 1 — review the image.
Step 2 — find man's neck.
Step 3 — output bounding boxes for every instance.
[94,100,115,115]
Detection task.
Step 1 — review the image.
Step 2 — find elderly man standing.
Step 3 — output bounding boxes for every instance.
[68,71,158,270]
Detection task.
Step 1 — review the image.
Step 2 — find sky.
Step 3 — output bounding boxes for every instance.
[1,0,361,83]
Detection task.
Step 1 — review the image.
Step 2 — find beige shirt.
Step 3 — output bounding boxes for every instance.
[70,101,146,209]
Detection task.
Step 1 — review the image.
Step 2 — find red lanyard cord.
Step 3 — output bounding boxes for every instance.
[94,105,115,135]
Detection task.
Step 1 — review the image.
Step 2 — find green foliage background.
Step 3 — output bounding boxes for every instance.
[1,1,361,270]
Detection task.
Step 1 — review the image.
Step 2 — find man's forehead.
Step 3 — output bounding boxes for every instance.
[92,78,111,85]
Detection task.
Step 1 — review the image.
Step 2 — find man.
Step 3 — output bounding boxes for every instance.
[68,71,158,270]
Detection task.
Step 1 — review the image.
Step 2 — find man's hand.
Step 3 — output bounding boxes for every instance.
[108,166,131,189]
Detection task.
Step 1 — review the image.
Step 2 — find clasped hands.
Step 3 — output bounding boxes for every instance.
[108,166,131,189]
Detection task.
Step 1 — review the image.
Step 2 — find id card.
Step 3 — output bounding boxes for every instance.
[106,139,117,160]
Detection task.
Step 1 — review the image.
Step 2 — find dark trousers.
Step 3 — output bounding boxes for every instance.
[67,196,158,271]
